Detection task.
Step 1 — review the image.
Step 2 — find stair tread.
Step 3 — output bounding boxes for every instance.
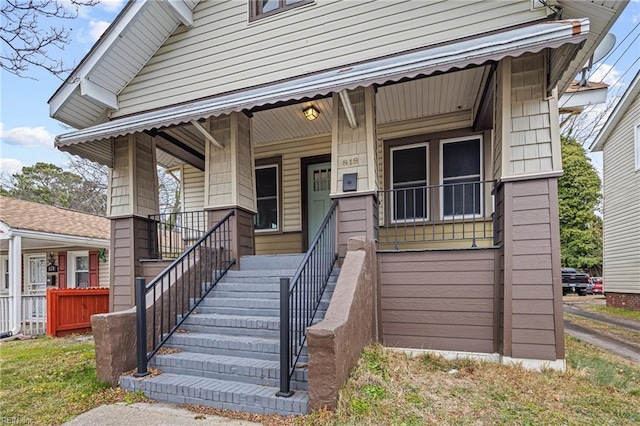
[123,373,309,402]
[170,332,279,343]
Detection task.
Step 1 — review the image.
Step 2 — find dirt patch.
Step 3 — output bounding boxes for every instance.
[562,294,607,307]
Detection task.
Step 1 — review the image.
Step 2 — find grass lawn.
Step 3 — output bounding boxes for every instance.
[588,305,640,322]
[0,336,147,425]
[2,335,640,425]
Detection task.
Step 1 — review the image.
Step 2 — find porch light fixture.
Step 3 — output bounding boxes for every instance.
[303,106,319,121]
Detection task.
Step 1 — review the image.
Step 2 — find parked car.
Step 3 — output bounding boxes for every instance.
[591,277,604,295]
[561,267,590,296]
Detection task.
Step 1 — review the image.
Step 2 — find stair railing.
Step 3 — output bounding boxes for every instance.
[277,200,339,397]
[135,211,235,376]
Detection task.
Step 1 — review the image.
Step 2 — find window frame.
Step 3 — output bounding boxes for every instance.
[249,0,314,22]
[67,250,90,288]
[389,142,430,223]
[635,123,640,172]
[0,255,8,294]
[439,135,484,220]
[254,157,282,234]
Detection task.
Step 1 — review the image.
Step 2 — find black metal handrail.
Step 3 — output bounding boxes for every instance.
[379,180,497,249]
[277,200,338,397]
[135,211,235,376]
[148,211,208,260]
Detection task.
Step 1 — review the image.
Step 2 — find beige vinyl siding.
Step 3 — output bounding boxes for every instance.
[379,249,498,354]
[254,134,331,232]
[133,134,159,216]
[115,1,545,117]
[332,88,374,195]
[508,53,556,176]
[602,91,640,294]
[255,232,303,255]
[378,221,494,251]
[108,137,131,217]
[181,165,205,212]
[205,115,232,207]
[235,113,256,211]
[99,252,109,287]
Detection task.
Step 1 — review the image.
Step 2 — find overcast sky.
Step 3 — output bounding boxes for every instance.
[1,0,639,176]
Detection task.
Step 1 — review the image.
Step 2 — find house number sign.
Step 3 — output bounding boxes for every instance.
[342,157,359,166]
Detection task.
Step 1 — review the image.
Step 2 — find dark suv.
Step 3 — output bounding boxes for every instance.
[561,267,590,296]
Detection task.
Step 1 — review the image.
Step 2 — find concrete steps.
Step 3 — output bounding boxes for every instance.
[120,254,338,415]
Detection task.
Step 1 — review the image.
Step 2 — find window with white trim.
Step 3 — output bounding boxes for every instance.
[635,123,640,171]
[441,136,482,218]
[68,251,89,288]
[390,143,429,221]
[255,164,279,231]
[249,0,313,21]
[0,256,8,293]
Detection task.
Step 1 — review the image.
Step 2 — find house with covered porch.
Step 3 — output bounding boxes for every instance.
[0,196,110,336]
[49,0,626,415]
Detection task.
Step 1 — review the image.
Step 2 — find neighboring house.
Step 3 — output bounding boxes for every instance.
[47,0,626,413]
[0,196,110,335]
[590,70,640,311]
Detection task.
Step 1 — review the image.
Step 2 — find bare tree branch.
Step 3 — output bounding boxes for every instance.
[1,0,99,78]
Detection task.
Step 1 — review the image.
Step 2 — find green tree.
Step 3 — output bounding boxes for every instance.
[0,162,106,215]
[558,135,602,272]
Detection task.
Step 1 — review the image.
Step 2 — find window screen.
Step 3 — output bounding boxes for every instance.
[255,165,279,230]
[442,138,481,217]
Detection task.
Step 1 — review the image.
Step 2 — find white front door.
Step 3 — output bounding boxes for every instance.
[307,162,332,246]
[26,255,46,295]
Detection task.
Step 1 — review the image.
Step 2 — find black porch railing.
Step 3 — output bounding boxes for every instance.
[148,211,208,260]
[277,200,339,397]
[379,180,497,249]
[135,211,235,376]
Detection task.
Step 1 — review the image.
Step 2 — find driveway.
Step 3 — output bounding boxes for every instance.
[563,295,640,363]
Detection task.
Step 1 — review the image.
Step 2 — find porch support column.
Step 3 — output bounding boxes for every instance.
[330,87,379,260]
[495,53,564,367]
[107,133,160,312]
[8,234,22,335]
[204,112,256,267]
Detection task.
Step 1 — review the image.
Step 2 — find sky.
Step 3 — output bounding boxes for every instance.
[1,0,639,177]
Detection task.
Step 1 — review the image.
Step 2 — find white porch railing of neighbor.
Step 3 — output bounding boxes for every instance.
[0,295,10,334]
[0,294,47,336]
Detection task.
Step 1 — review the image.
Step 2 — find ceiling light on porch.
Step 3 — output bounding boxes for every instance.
[303,106,319,121]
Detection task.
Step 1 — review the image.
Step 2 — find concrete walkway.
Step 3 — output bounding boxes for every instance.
[64,402,262,426]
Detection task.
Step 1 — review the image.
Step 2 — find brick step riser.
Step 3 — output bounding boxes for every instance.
[180,317,324,337]
[166,344,308,363]
[148,362,308,391]
[120,376,308,415]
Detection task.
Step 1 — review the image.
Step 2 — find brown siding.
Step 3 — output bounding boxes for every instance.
[502,177,563,360]
[109,217,150,312]
[255,232,303,255]
[337,194,377,259]
[379,248,497,354]
[207,207,255,269]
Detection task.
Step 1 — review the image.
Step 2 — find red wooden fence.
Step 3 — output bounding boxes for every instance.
[46,288,110,337]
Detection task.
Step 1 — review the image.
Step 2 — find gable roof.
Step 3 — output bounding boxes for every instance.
[0,196,110,240]
[590,70,640,152]
[49,0,627,132]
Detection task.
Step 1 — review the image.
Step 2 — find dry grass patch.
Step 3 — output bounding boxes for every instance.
[566,313,640,349]
[300,340,640,425]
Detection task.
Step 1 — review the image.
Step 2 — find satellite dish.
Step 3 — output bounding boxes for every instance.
[590,33,616,66]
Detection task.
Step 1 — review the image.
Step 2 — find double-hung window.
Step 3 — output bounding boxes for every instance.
[68,251,89,288]
[441,136,482,218]
[255,163,280,231]
[0,256,8,293]
[249,0,313,20]
[390,143,429,221]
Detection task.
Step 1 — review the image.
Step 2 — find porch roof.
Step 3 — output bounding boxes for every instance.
[56,18,589,166]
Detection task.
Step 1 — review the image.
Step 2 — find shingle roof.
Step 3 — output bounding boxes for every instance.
[0,196,110,240]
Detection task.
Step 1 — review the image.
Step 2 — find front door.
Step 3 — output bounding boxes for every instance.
[306,162,332,247]
[27,255,46,295]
